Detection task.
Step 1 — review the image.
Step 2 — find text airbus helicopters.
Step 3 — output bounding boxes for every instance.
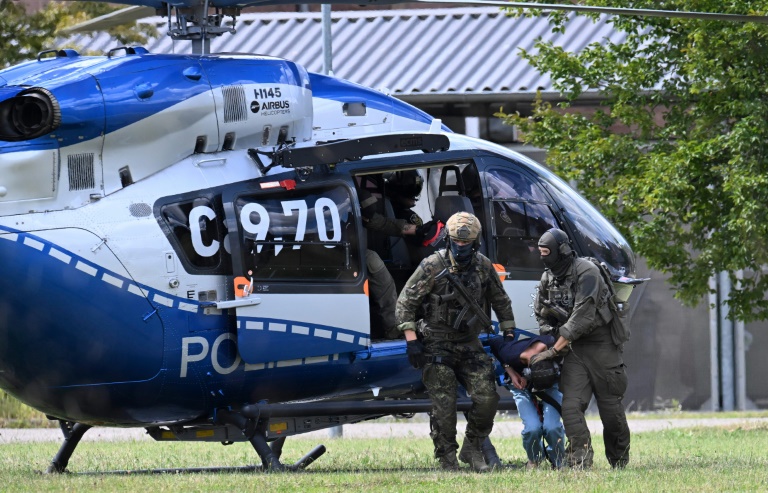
[0,0,758,474]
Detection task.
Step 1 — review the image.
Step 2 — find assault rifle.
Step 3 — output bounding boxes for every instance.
[434,268,493,334]
[538,298,570,327]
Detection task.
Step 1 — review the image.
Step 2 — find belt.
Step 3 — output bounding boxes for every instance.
[421,326,475,343]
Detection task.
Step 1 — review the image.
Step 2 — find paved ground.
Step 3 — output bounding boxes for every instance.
[2,416,767,444]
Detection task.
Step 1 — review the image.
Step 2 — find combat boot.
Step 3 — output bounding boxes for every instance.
[438,453,460,471]
[459,437,490,473]
[481,437,502,470]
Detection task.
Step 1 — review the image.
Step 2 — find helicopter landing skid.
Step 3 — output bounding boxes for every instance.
[46,422,93,473]
[215,408,325,471]
[44,418,325,474]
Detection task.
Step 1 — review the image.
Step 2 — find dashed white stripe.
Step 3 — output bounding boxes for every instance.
[315,328,332,339]
[245,320,264,330]
[292,325,310,335]
[337,333,354,343]
[244,363,265,371]
[153,294,174,307]
[276,359,302,368]
[23,237,44,251]
[49,248,72,264]
[269,323,287,332]
[101,273,124,289]
[127,284,145,297]
[0,233,18,242]
[304,355,329,365]
[75,261,98,277]
[178,302,197,313]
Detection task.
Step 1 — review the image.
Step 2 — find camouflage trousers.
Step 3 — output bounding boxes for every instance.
[366,250,398,338]
[560,342,630,469]
[422,338,500,459]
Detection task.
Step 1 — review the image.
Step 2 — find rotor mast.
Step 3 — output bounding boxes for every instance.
[166,1,238,54]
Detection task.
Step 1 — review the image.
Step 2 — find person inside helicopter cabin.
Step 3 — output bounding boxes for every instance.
[356,174,419,340]
[384,170,445,262]
[395,211,517,472]
[489,330,566,469]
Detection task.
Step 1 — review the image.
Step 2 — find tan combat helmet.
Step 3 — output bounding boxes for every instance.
[446,211,481,244]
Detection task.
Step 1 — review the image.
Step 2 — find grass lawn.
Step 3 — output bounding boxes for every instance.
[1,420,766,492]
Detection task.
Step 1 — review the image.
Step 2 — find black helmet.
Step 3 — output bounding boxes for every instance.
[529,359,560,391]
[384,170,423,199]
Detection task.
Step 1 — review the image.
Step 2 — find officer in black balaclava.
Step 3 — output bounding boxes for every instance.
[531,228,631,470]
[537,228,575,279]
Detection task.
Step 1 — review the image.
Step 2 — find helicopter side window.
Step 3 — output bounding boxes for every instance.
[159,196,230,273]
[233,184,360,281]
[486,168,559,271]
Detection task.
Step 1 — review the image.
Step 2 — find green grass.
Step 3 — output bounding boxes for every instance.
[1,422,767,492]
[0,392,54,428]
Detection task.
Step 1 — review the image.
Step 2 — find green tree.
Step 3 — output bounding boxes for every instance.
[0,0,59,66]
[0,0,155,68]
[499,1,768,322]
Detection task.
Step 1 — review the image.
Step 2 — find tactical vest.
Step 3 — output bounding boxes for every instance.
[422,261,485,341]
[541,258,613,328]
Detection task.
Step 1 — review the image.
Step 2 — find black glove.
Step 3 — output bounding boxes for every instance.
[406,340,428,369]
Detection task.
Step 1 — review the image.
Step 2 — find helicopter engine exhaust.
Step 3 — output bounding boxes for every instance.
[0,88,61,141]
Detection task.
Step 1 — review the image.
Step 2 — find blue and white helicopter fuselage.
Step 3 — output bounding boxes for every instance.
[0,49,637,471]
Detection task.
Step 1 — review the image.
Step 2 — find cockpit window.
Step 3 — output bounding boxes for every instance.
[486,168,559,271]
[544,179,635,277]
[233,184,360,281]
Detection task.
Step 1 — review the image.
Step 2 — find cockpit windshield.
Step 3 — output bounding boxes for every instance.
[545,178,635,278]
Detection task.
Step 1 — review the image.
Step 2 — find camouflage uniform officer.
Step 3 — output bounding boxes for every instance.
[396,212,516,472]
[531,228,630,469]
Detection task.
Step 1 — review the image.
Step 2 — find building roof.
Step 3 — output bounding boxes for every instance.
[67,7,627,103]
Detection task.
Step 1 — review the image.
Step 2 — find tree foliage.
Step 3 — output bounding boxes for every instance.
[499,1,768,322]
[0,0,155,68]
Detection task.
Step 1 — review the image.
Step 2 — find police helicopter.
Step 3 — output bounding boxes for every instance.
[0,0,755,474]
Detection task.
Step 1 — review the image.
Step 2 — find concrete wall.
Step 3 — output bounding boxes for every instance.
[624,259,767,410]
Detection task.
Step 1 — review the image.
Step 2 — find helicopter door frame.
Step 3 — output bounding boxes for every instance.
[221,174,370,365]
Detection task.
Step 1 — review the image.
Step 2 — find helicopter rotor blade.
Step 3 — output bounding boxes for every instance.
[58,5,159,35]
[415,0,768,24]
[55,0,768,36]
